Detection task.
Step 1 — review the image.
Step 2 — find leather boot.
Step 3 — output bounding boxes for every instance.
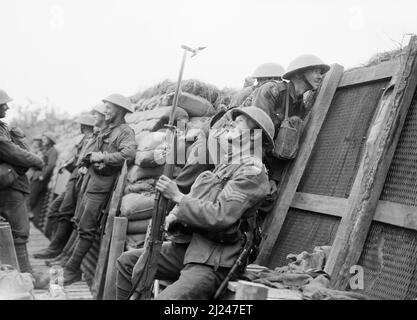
[46,252,70,267]
[63,238,92,286]
[33,220,73,259]
[15,243,50,289]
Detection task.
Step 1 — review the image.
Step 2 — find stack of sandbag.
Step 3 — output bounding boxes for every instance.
[161,92,216,117]
[131,79,222,112]
[120,192,155,250]
[125,106,189,134]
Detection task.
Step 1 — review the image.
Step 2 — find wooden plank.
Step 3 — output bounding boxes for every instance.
[291,193,417,231]
[339,60,399,88]
[256,64,344,266]
[374,201,417,231]
[228,281,303,300]
[234,281,268,300]
[91,161,128,299]
[103,217,128,300]
[291,192,347,217]
[325,36,417,290]
[0,222,19,269]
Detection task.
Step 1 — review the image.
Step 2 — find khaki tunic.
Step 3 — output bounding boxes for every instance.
[173,158,269,269]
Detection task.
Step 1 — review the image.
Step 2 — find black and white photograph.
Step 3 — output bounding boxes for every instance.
[1,0,417,308]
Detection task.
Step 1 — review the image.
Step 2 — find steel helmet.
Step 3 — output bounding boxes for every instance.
[42,132,57,145]
[102,94,134,113]
[230,106,275,148]
[252,63,285,79]
[283,55,330,80]
[0,89,12,104]
[76,113,95,127]
[92,102,106,115]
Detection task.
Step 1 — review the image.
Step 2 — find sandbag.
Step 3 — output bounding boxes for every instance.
[134,130,151,145]
[188,117,210,129]
[130,119,161,134]
[127,165,164,183]
[125,106,189,125]
[135,148,166,167]
[120,193,155,221]
[124,179,156,195]
[138,131,166,151]
[127,218,151,234]
[165,93,215,117]
[136,131,167,167]
[126,233,147,250]
[0,265,34,300]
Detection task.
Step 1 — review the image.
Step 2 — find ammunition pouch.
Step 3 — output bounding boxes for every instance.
[200,229,243,245]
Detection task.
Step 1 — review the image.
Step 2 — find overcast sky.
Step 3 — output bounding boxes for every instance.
[1,0,417,120]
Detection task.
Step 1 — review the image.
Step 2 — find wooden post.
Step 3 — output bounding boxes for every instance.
[92,161,128,299]
[256,64,344,266]
[235,281,268,300]
[0,222,19,270]
[325,36,417,290]
[103,217,128,300]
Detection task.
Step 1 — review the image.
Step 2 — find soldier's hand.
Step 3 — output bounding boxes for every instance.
[90,152,104,163]
[156,175,184,204]
[164,211,181,232]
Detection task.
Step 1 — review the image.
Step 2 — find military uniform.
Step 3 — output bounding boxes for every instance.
[63,119,136,283]
[29,143,58,222]
[0,121,44,272]
[34,132,96,259]
[247,81,307,182]
[116,158,270,300]
[77,121,136,241]
[54,133,95,224]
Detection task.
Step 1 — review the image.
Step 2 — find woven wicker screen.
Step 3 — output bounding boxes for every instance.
[358,221,417,300]
[380,90,417,205]
[267,80,390,268]
[268,208,340,268]
[298,80,389,198]
[355,89,417,300]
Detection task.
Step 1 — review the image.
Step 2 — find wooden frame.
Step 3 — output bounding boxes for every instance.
[291,192,417,231]
[325,36,417,289]
[339,60,399,88]
[257,37,417,289]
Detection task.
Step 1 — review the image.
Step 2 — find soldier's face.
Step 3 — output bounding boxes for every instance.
[303,68,324,90]
[104,102,119,122]
[42,136,49,145]
[0,103,9,119]
[225,115,256,140]
[93,111,106,127]
[234,115,256,131]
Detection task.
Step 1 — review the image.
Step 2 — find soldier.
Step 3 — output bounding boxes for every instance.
[33,113,96,259]
[175,62,285,193]
[29,131,58,227]
[63,94,137,285]
[230,62,285,109]
[251,55,329,182]
[0,89,49,288]
[43,102,108,267]
[116,106,273,300]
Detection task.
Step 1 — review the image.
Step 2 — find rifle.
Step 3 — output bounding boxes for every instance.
[127,44,205,300]
[213,231,255,300]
